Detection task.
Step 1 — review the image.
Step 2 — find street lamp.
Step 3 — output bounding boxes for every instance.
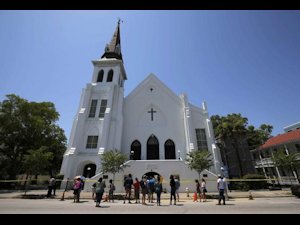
[220,167,224,176]
[130,150,134,160]
[87,167,91,178]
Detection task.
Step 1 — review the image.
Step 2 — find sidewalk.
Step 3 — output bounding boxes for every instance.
[0,189,293,200]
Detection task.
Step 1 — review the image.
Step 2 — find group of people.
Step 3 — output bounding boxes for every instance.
[71,173,227,207]
[123,174,165,206]
[110,174,181,206]
[194,178,207,202]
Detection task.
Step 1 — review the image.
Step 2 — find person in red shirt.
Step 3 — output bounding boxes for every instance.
[133,177,140,204]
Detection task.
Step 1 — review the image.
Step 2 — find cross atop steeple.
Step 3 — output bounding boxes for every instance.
[101,20,123,60]
[118,18,123,25]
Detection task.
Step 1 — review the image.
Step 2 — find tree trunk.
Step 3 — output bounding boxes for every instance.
[288,167,293,185]
[232,138,244,177]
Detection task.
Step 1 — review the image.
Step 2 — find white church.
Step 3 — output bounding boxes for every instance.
[60,22,223,192]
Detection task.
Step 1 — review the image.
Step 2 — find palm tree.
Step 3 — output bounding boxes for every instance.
[272,149,300,184]
[211,114,249,177]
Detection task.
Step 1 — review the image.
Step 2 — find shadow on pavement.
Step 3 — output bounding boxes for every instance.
[97,205,110,208]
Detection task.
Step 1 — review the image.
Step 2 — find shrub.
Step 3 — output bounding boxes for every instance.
[231,174,267,191]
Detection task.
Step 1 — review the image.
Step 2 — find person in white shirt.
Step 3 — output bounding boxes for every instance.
[200,178,207,202]
[217,175,226,205]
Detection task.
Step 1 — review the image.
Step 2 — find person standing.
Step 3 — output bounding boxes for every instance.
[73,177,81,203]
[51,177,57,196]
[200,178,207,202]
[140,176,148,205]
[217,175,226,205]
[155,176,163,206]
[169,175,176,205]
[123,173,133,204]
[195,179,201,202]
[47,177,56,198]
[108,179,115,203]
[147,176,155,203]
[133,177,140,204]
[93,177,106,207]
[174,176,180,202]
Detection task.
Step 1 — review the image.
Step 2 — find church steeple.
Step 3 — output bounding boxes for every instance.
[101,19,122,60]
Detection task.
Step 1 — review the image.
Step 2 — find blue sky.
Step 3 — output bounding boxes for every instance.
[1,10,299,140]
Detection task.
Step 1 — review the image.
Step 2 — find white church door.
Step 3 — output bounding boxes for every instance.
[165,139,176,159]
[131,140,141,160]
[147,135,159,160]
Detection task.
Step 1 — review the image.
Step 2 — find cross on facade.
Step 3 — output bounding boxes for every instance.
[147,108,157,121]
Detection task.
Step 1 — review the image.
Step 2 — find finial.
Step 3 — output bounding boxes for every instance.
[118,18,123,25]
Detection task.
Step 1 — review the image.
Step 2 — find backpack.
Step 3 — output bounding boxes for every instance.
[95,182,105,194]
[111,184,115,191]
[155,183,162,193]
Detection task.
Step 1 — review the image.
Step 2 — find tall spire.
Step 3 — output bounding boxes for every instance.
[101,19,123,60]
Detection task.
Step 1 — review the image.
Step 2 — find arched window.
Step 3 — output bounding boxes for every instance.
[107,69,113,82]
[165,139,176,159]
[131,140,141,160]
[97,70,104,82]
[147,135,159,160]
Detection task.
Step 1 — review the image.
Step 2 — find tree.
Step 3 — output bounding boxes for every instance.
[0,94,67,180]
[23,147,54,186]
[100,149,128,182]
[186,150,213,181]
[211,113,249,177]
[247,124,273,150]
[272,149,300,184]
[211,113,273,178]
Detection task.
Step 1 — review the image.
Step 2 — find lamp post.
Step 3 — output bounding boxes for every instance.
[130,150,134,160]
[87,167,91,178]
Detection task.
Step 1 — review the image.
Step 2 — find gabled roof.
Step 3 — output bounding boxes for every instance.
[259,129,300,150]
[125,73,182,105]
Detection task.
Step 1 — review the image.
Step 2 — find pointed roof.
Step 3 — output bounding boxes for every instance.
[101,20,123,60]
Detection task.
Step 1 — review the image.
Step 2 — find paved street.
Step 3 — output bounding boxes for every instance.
[0,197,299,214]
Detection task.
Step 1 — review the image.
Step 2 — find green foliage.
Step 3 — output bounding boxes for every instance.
[211,113,249,177]
[211,114,248,140]
[100,149,128,181]
[23,147,53,176]
[211,113,273,177]
[247,124,273,150]
[272,150,300,183]
[186,150,213,180]
[0,94,67,180]
[272,150,300,169]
